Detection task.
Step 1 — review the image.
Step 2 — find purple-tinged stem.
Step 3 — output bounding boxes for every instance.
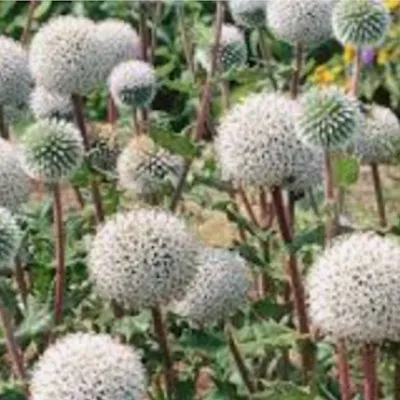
[107,96,118,125]
[336,339,352,400]
[362,343,378,400]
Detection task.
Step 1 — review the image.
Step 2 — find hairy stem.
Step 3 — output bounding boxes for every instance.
[14,257,28,307]
[270,186,314,378]
[0,106,10,140]
[169,1,224,211]
[290,42,303,99]
[362,343,378,400]
[225,323,257,394]
[258,28,278,91]
[0,299,28,392]
[20,0,38,46]
[151,306,175,400]
[53,183,65,326]
[336,339,352,400]
[370,162,387,228]
[71,94,105,224]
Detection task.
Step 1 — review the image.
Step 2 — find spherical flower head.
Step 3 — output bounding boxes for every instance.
[30,87,73,121]
[117,135,183,198]
[31,333,147,400]
[332,0,390,47]
[296,87,362,150]
[20,119,84,184]
[0,36,32,109]
[267,0,335,48]
[29,16,101,95]
[307,232,400,343]
[352,105,400,164]
[174,248,250,325]
[88,208,199,309]
[0,207,21,269]
[95,19,141,81]
[109,60,156,109]
[0,139,31,212]
[228,0,267,28]
[215,92,302,189]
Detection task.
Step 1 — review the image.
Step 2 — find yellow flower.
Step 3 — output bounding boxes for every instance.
[377,48,391,64]
[384,0,400,11]
[343,45,355,64]
[312,65,335,85]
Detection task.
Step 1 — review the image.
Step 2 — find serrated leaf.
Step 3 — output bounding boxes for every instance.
[289,224,324,253]
[179,329,226,354]
[150,130,198,158]
[112,311,151,340]
[332,155,360,188]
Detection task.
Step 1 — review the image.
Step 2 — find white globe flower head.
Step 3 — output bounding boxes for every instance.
[228,0,267,28]
[0,207,21,269]
[109,60,156,109]
[31,333,147,400]
[0,35,33,109]
[215,92,302,189]
[29,16,101,95]
[0,139,31,212]
[117,135,183,198]
[307,232,400,343]
[30,87,73,121]
[332,0,390,47]
[296,86,362,151]
[352,105,400,165]
[267,0,336,48]
[95,19,141,81]
[174,248,250,325]
[20,119,84,184]
[88,208,199,309]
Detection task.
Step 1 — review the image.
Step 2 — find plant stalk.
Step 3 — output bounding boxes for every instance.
[258,28,278,91]
[72,185,85,210]
[150,1,163,64]
[53,183,65,326]
[290,42,303,99]
[336,339,352,400]
[71,93,105,224]
[370,162,387,228]
[219,79,230,111]
[324,151,336,241]
[270,186,314,377]
[139,1,150,62]
[0,106,10,140]
[394,348,400,400]
[349,48,362,96]
[362,343,378,400]
[20,0,38,46]
[176,4,195,76]
[151,306,175,400]
[107,96,118,125]
[225,323,257,394]
[14,257,28,307]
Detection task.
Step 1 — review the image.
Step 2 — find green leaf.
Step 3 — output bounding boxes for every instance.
[289,224,324,253]
[150,130,198,158]
[33,0,52,19]
[332,155,360,188]
[251,382,312,400]
[179,328,226,354]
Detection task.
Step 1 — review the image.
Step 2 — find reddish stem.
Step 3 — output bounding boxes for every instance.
[362,343,378,400]
[290,42,303,99]
[71,94,105,224]
[336,339,352,400]
[53,183,65,326]
[237,187,258,226]
[107,96,118,125]
[0,106,10,140]
[370,162,387,228]
[72,185,85,210]
[139,2,149,62]
[133,109,141,136]
[349,48,362,96]
[14,257,28,307]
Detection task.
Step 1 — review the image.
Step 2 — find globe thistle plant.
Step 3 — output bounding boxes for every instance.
[95,19,141,81]
[0,139,31,212]
[296,87,361,151]
[267,0,335,48]
[109,60,157,109]
[29,16,100,95]
[20,119,84,184]
[0,207,21,269]
[117,135,183,200]
[174,248,250,325]
[30,87,73,121]
[228,0,267,29]
[88,208,198,309]
[31,333,147,400]
[332,0,390,47]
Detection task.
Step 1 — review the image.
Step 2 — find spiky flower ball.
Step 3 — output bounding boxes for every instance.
[267,0,335,47]
[0,207,21,269]
[88,209,198,309]
[197,24,247,74]
[296,87,362,150]
[95,19,141,81]
[174,248,250,325]
[30,87,73,121]
[109,60,156,109]
[31,333,146,400]
[216,92,303,189]
[117,135,183,197]
[332,0,390,47]
[352,105,400,164]
[29,16,100,94]
[20,119,84,184]
[308,232,400,343]
[228,0,267,28]
[0,36,32,110]
[0,139,31,212]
